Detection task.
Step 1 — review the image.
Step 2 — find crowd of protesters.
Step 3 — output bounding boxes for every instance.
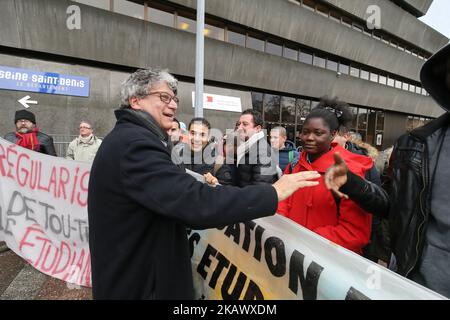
[1,43,449,299]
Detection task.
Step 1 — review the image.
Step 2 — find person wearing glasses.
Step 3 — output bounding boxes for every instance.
[88,68,321,300]
[65,120,102,162]
[4,109,57,156]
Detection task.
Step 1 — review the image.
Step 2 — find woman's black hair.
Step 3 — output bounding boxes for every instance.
[188,117,211,130]
[304,96,353,132]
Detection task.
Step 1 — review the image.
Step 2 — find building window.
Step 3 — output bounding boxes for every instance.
[376,111,385,131]
[348,106,358,130]
[338,62,349,75]
[204,23,224,41]
[402,82,409,91]
[360,70,369,80]
[74,0,110,10]
[246,33,265,52]
[177,15,196,34]
[281,97,296,123]
[326,59,338,72]
[148,7,174,27]
[263,94,281,123]
[350,66,360,78]
[302,0,315,11]
[296,99,311,124]
[283,46,298,61]
[266,41,283,56]
[370,73,378,83]
[227,29,246,46]
[316,3,329,17]
[416,86,422,94]
[387,77,395,87]
[113,0,144,19]
[395,80,402,89]
[409,84,416,93]
[313,55,326,68]
[379,75,387,85]
[358,108,368,130]
[299,50,313,65]
[251,92,264,116]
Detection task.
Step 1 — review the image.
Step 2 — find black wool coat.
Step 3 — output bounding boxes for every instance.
[88,109,278,300]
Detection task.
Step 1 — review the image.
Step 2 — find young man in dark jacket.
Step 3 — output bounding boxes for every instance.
[87,68,321,300]
[324,43,450,298]
[235,109,279,187]
[4,109,57,156]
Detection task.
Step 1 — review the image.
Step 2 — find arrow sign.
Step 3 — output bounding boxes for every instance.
[18,95,38,109]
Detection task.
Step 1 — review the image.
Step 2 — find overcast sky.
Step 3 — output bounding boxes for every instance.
[419,0,450,40]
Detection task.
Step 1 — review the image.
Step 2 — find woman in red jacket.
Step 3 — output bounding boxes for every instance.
[278,97,373,254]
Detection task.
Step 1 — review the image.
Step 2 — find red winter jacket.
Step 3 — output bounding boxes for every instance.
[277,143,373,254]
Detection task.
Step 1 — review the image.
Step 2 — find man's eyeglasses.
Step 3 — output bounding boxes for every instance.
[80,126,92,129]
[146,92,179,104]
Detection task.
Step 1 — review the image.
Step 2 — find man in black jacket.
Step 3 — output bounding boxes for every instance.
[235,109,279,187]
[4,109,57,156]
[324,44,450,298]
[87,68,321,300]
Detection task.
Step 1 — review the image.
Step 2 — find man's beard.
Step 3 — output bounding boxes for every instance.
[17,126,32,134]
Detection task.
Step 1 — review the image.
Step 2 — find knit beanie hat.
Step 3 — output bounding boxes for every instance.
[15,109,36,124]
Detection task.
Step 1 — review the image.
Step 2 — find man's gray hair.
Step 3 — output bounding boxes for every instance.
[119,68,178,109]
[270,126,287,137]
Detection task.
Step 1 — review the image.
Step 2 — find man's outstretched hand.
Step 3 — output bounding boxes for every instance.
[324,152,349,199]
[273,171,321,201]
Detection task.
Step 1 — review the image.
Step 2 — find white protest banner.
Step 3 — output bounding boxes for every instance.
[0,136,446,298]
[0,137,91,287]
[190,215,446,300]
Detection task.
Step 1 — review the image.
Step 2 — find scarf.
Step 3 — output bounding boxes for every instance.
[15,127,40,152]
[236,131,265,165]
[79,134,94,145]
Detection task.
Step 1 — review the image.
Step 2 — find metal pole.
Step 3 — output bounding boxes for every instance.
[194,0,205,118]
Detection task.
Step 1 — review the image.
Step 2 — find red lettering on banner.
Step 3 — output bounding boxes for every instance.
[77,171,90,207]
[16,152,31,187]
[48,167,58,198]
[0,143,6,176]
[29,160,38,190]
[70,167,80,205]
[6,145,17,181]
[58,167,70,200]
[34,236,52,269]
[51,241,72,276]
[37,161,49,192]
[40,241,59,273]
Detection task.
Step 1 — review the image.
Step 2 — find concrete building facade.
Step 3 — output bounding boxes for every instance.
[0,0,448,155]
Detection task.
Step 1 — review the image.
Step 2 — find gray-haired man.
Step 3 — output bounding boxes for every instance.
[87,68,321,299]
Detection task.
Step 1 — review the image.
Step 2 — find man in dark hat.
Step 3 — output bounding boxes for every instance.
[4,109,57,156]
[323,43,450,298]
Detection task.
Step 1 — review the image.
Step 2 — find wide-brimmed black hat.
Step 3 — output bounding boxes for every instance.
[420,43,450,112]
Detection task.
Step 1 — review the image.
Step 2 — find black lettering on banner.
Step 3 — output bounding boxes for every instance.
[289,250,324,300]
[221,264,246,300]
[197,244,217,279]
[242,221,256,252]
[345,287,371,300]
[196,243,265,300]
[209,252,230,289]
[264,236,286,277]
[243,279,264,300]
[253,225,265,261]
[188,232,201,258]
[224,223,240,245]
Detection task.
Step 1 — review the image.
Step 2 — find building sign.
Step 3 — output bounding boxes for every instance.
[192,92,242,113]
[0,65,90,97]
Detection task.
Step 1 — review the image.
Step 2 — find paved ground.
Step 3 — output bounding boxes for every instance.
[0,242,92,300]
